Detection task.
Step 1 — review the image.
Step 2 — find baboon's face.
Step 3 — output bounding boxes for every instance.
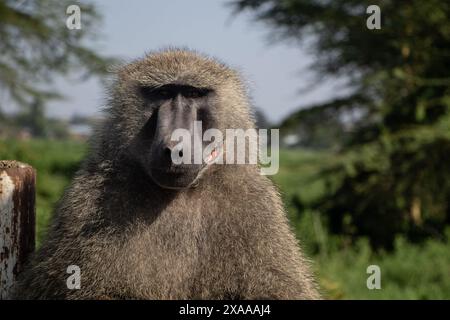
[128,83,220,190]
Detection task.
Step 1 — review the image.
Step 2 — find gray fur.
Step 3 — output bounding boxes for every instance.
[14,49,320,299]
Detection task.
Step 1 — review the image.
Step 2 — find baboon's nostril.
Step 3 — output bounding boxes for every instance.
[164,147,172,158]
[164,147,183,159]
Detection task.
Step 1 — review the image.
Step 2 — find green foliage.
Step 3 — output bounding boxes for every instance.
[0,139,87,246]
[20,99,48,137]
[279,95,367,149]
[234,0,450,248]
[317,233,450,299]
[273,149,450,299]
[0,0,114,113]
[317,131,450,249]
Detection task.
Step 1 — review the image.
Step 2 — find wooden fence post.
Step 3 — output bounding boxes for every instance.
[0,161,36,299]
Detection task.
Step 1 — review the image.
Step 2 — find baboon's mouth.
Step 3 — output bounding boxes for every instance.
[149,167,199,190]
[148,145,222,190]
[204,145,222,165]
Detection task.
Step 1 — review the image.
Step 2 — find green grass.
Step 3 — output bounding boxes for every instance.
[273,149,450,299]
[316,233,450,299]
[0,139,87,245]
[1,141,449,299]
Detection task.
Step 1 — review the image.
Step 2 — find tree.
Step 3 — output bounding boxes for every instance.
[28,98,47,137]
[0,0,114,116]
[253,107,271,129]
[233,0,450,248]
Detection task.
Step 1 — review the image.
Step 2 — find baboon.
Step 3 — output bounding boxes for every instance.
[14,49,320,299]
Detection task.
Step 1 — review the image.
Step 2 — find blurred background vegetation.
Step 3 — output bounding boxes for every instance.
[1,0,449,299]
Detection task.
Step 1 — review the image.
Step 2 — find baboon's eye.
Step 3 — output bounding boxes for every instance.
[153,87,177,100]
[140,86,154,99]
[157,88,171,98]
[184,88,208,99]
[184,89,200,98]
[140,86,174,100]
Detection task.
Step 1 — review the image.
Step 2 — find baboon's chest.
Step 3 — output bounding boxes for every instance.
[80,189,229,298]
[99,198,205,297]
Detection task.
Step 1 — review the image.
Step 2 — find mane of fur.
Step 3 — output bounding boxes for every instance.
[14,49,320,300]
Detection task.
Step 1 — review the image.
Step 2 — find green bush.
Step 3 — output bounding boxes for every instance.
[0,139,86,245]
[316,232,450,299]
[273,149,450,299]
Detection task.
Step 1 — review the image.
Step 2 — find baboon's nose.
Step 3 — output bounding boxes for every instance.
[164,147,172,158]
[163,146,183,163]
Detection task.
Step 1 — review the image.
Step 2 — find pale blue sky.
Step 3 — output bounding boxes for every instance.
[48,0,344,123]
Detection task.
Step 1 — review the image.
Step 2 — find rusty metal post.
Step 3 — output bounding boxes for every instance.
[0,161,36,299]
